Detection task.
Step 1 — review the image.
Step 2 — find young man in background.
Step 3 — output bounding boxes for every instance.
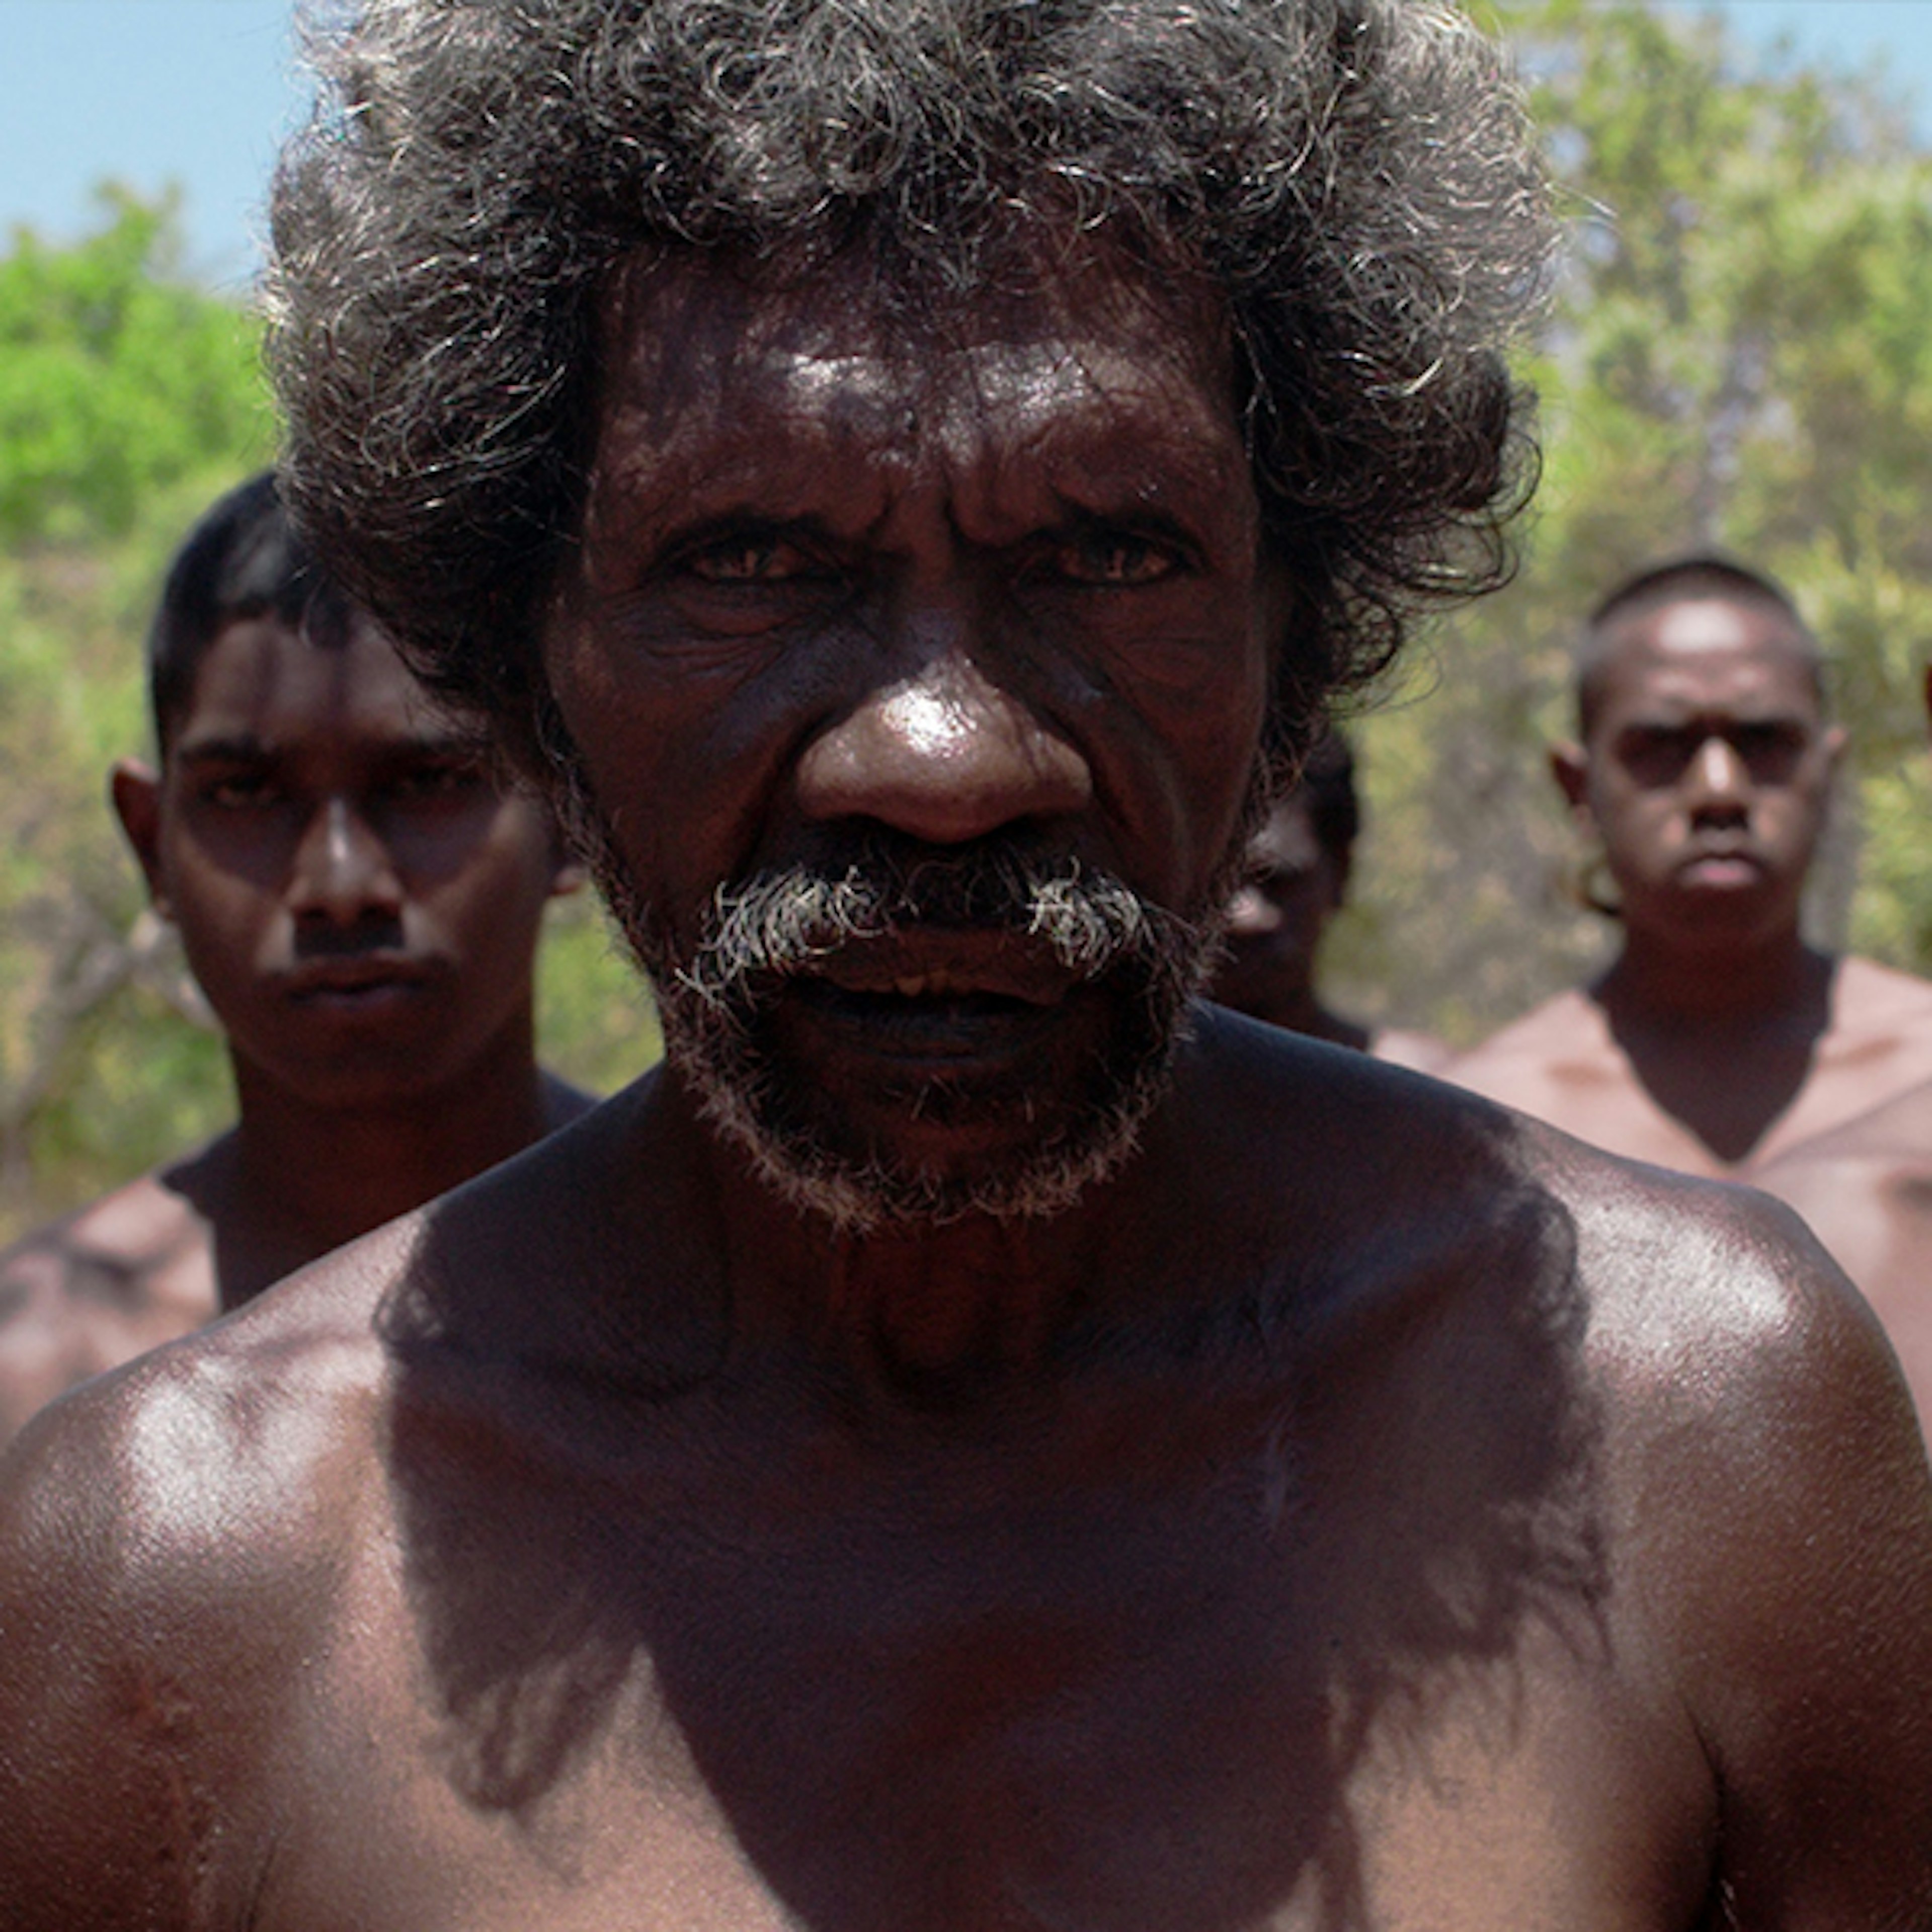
[1210,728,1447,1069]
[1446,555,1932,1174]
[0,473,590,1446]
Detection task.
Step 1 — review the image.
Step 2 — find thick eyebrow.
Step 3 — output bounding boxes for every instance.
[380,735,488,764]
[173,732,486,770]
[174,734,272,767]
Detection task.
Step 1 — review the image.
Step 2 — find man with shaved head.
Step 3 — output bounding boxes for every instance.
[1,7,1927,1927]
[1447,554,1932,1176]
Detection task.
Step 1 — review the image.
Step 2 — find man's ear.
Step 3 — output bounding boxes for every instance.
[548,856,587,901]
[1549,740,1592,820]
[110,759,170,916]
[1821,720,1849,784]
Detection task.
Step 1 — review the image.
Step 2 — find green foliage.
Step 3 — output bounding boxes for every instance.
[0,187,275,545]
[534,893,663,1100]
[1326,0,1932,1043]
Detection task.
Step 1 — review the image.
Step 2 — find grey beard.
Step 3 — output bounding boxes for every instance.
[545,755,1236,1235]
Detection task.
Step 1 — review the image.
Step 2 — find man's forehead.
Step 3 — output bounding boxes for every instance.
[1602,599,1822,702]
[597,247,1234,431]
[175,612,453,750]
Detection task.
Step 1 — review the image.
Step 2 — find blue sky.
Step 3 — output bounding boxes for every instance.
[4,1,1932,291]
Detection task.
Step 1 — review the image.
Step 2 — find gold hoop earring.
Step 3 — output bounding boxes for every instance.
[1574,851,1623,920]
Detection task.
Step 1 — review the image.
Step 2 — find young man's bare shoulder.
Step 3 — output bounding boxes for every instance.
[1754,1079,1932,1258]
[0,1166,220,1445]
[1438,988,1620,1105]
[1830,950,1932,1034]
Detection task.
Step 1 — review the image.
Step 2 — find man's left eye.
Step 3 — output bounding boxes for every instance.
[1056,533,1180,586]
[684,537,817,584]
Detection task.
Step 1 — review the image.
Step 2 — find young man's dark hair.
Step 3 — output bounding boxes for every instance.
[145,471,355,750]
[1210,728,1447,1069]
[1295,729,1363,881]
[1575,551,1822,739]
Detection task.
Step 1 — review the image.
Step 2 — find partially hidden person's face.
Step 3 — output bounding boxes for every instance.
[116,611,574,1111]
[1563,597,1842,947]
[542,251,1289,1228]
[1212,792,1341,1019]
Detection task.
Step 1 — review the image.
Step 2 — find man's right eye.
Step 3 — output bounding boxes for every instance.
[203,774,278,808]
[1617,728,1696,787]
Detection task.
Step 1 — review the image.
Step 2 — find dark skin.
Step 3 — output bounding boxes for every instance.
[1213,791,1372,1048]
[1211,792,1448,1071]
[0,613,590,1446]
[1447,598,1932,1174]
[1,257,1928,1931]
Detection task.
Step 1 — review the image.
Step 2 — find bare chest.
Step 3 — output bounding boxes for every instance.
[227,1478,1711,1932]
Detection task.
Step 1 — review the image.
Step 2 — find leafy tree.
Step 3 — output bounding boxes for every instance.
[1328,0,1932,1043]
[0,186,273,545]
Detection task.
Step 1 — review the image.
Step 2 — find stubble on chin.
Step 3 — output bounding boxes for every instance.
[539,717,1292,1232]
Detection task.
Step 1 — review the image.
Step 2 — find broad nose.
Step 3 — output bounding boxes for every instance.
[1225,882,1281,936]
[287,796,404,923]
[796,640,1092,845]
[1686,734,1749,819]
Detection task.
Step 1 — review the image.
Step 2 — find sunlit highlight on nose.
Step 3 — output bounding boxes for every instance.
[878,676,974,762]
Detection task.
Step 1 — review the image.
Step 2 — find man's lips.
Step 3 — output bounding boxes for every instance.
[772,930,1096,1063]
[787,929,1085,1007]
[281,956,436,1002]
[1676,845,1763,887]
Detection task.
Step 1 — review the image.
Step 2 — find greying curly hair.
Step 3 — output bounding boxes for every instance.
[268,0,1551,765]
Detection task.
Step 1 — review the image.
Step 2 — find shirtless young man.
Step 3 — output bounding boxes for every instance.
[1211,730,1449,1070]
[1753,660,1932,1428]
[2,6,1928,1928]
[0,473,589,1446]
[1446,556,1932,1176]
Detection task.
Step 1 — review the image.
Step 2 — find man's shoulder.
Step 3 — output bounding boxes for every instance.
[0,1166,221,1446]
[0,1168,213,1300]
[1829,950,1932,1031]
[1438,988,1620,1098]
[0,1220,410,1925]
[1763,1068,1932,1175]
[1,1204,408,1533]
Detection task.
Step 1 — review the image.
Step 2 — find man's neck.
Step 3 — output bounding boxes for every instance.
[214,1020,561,1308]
[1595,924,1830,1035]
[648,1069,1164,1415]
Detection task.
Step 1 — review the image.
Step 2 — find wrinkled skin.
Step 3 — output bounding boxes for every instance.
[1,261,1928,1932]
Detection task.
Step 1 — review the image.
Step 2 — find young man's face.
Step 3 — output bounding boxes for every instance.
[541,251,1290,1225]
[1214,792,1343,1019]
[1560,597,1843,950]
[116,611,573,1111]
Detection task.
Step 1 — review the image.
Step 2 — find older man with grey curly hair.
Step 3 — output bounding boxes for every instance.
[2,2,1928,1926]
